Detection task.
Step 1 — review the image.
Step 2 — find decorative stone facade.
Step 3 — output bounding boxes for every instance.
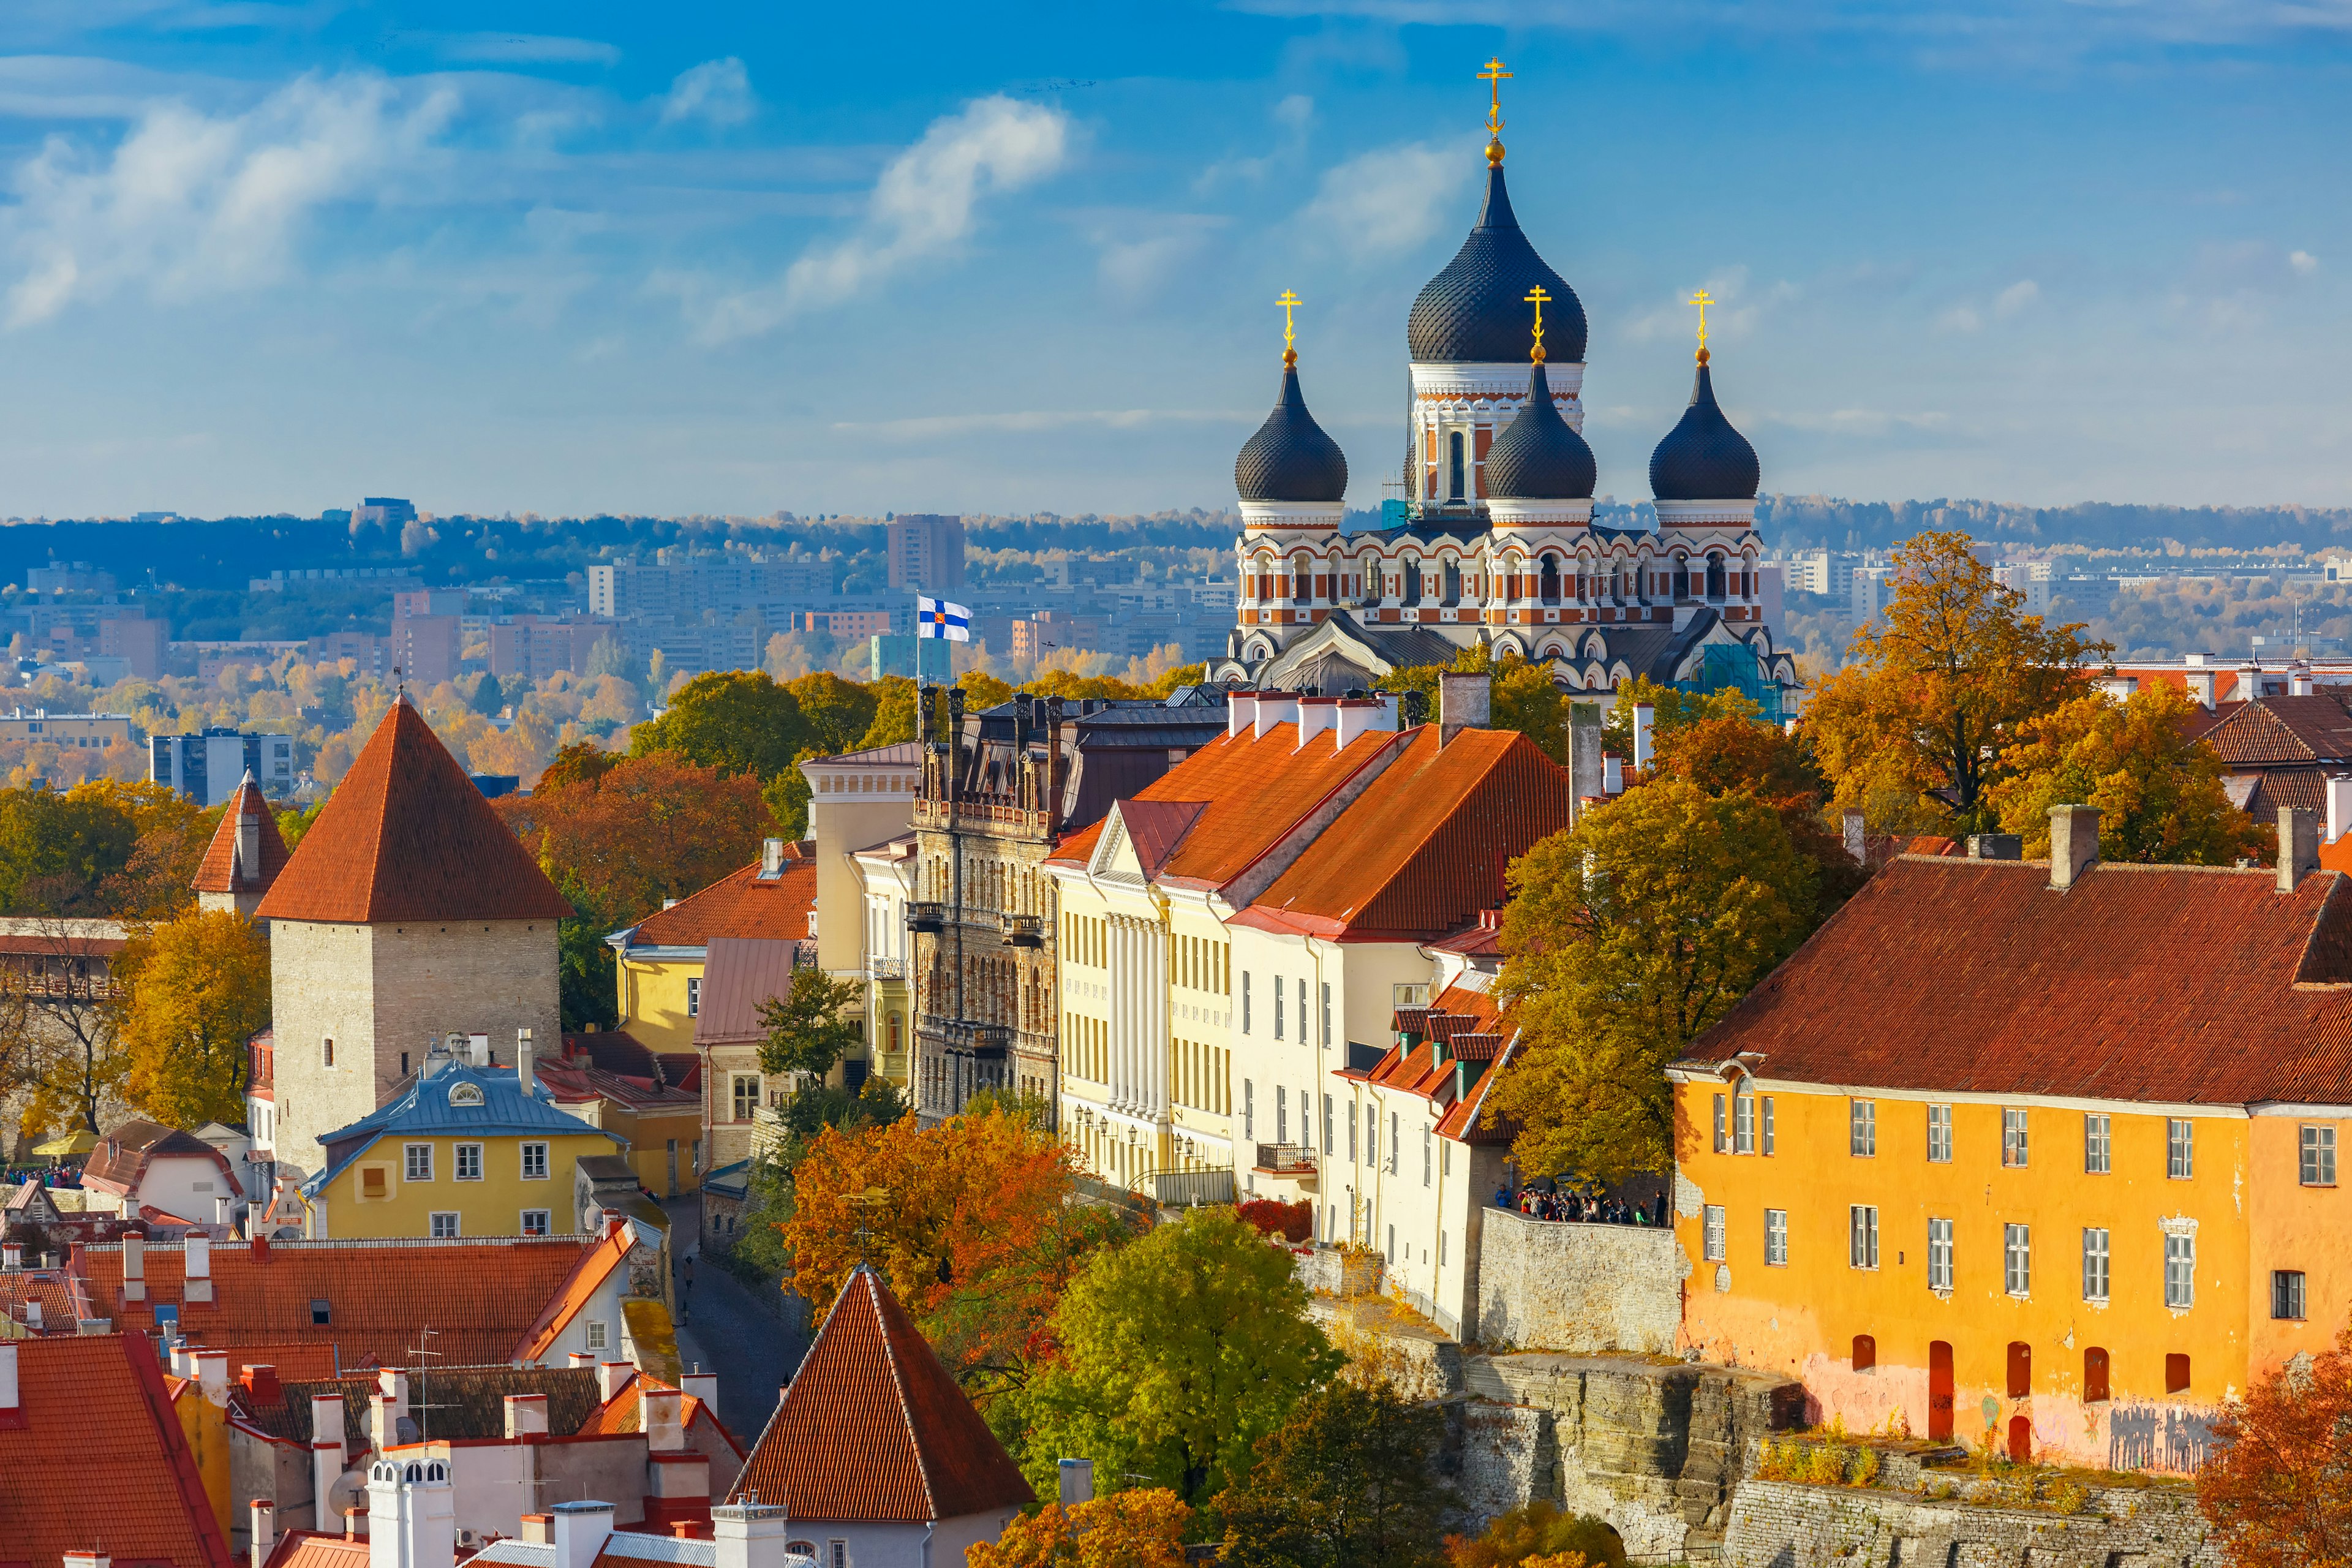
[1474,1210,1687,1355]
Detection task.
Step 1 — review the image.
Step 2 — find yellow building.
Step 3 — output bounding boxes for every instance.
[1671,807,2352,1473]
[301,1047,622,1240]
[537,1035,707,1197]
[607,839,818,1056]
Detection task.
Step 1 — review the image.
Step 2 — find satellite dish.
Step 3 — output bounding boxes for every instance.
[324,1467,367,1524]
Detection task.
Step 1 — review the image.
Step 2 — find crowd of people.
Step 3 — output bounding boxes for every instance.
[1500,1183,1658,1226]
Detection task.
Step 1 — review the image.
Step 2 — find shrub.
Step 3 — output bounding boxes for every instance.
[1236,1196,1313,1243]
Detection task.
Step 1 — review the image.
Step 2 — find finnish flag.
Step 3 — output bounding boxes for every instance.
[916,595,971,641]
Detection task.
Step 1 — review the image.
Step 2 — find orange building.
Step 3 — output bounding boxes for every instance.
[1670,804,2352,1472]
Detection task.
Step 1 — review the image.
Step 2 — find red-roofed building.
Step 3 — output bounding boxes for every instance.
[81,1118,241,1231]
[0,1334,236,1568]
[1668,804,2352,1472]
[726,1268,1030,1561]
[255,698,568,1184]
[194,771,290,918]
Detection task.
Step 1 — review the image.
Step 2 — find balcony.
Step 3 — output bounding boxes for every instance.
[1253,1144,1317,1186]
[870,955,908,980]
[935,1019,1012,1060]
[1001,913,1044,949]
[907,902,945,934]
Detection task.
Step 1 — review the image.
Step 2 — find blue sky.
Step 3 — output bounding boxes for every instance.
[0,1,2345,520]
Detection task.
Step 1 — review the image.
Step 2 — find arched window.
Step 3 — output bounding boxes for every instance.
[1292,554,1311,604]
[1403,560,1423,605]
[1673,557,1691,600]
[1442,560,1461,605]
[1706,556,1727,600]
[1852,1334,1876,1373]
[1539,556,1560,604]
[1449,431,1466,499]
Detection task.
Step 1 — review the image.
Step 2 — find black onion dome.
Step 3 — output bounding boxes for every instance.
[1484,361,1595,501]
[1648,361,1760,500]
[1235,362,1349,503]
[1407,165,1586,364]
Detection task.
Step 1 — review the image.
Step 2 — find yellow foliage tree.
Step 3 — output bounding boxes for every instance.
[962,1488,1191,1568]
[115,909,271,1129]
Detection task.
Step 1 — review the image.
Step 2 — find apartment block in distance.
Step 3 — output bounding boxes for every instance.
[0,709,137,751]
[152,728,295,805]
[887,514,965,592]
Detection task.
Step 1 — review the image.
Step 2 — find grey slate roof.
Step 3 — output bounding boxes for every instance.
[1407,163,1586,365]
[1484,360,1596,501]
[1235,362,1349,503]
[1649,361,1760,502]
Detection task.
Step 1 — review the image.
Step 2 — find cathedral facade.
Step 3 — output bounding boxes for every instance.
[1206,81,1800,717]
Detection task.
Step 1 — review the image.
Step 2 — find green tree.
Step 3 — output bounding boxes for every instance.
[1379,646,1569,762]
[1985,679,2269,864]
[784,671,881,755]
[115,909,271,1128]
[858,676,920,748]
[471,673,505,717]
[629,669,809,780]
[1489,780,1817,1183]
[0,784,140,913]
[1014,1207,1341,1506]
[1218,1381,1454,1568]
[756,965,865,1079]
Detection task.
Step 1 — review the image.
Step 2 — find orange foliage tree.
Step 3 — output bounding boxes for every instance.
[497,750,771,928]
[780,1104,1126,1396]
[2197,1323,2352,1568]
[962,1488,1191,1568]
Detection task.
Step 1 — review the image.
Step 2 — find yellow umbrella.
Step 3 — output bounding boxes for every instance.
[29,1130,96,1158]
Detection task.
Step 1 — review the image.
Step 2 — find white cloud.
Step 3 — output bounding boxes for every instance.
[1,71,458,328]
[435,33,622,66]
[1083,211,1229,300]
[1993,277,2039,318]
[2292,249,2321,275]
[658,58,755,129]
[1623,266,1788,344]
[1937,304,1982,334]
[1295,141,1458,256]
[664,94,1069,344]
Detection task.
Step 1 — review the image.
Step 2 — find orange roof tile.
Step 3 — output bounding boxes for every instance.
[2200,693,2352,766]
[1237,728,1573,941]
[728,1268,1031,1523]
[192,774,291,896]
[257,699,573,924]
[571,1375,743,1457]
[627,856,816,948]
[511,1222,636,1363]
[259,1532,371,1568]
[80,1233,601,1368]
[0,1334,235,1568]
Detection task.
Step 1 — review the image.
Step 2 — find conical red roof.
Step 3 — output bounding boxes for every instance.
[728,1267,1033,1523]
[192,773,290,897]
[255,699,573,924]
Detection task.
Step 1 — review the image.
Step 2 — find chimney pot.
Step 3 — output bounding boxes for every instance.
[1842,809,1867,866]
[551,1502,617,1568]
[241,1363,281,1407]
[711,1500,791,1568]
[567,1352,595,1370]
[596,1361,633,1403]
[1057,1458,1096,1506]
[679,1371,718,1409]
[641,1386,685,1452]
[1438,671,1490,746]
[2280,806,2322,893]
[2049,804,2100,890]
[1602,753,1624,795]
[251,1500,276,1568]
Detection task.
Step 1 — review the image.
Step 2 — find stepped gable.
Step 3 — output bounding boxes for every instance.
[728,1267,1032,1523]
[255,697,572,924]
[192,772,290,897]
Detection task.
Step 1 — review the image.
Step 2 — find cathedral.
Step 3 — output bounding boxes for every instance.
[1206,67,1801,718]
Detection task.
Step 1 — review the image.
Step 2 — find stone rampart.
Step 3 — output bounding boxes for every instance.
[1476,1210,1685,1355]
[1721,1476,2221,1568]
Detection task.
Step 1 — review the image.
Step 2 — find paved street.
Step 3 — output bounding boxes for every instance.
[663,1195,809,1439]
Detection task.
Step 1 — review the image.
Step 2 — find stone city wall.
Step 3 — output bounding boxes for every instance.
[1476,1210,1686,1355]
[1721,1474,2222,1568]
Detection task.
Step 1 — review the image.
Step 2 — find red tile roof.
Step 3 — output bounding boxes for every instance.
[1234,728,1573,941]
[0,1334,235,1568]
[257,698,573,924]
[728,1267,1031,1523]
[2199,694,2352,766]
[259,1531,371,1568]
[82,1119,237,1199]
[192,774,291,896]
[628,852,815,949]
[1679,856,2352,1105]
[79,1234,602,1367]
[511,1223,636,1363]
[571,1373,742,1457]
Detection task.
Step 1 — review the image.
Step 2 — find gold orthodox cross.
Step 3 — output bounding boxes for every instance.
[1525,285,1550,362]
[1480,57,1511,138]
[1277,289,1300,363]
[1690,290,1713,358]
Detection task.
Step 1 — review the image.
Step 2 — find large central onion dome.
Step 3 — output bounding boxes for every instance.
[1408,164,1586,365]
[1485,360,1595,500]
[1235,356,1349,503]
[1649,356,1760,501]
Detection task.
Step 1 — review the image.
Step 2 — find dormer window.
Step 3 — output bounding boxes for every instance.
[448,1083,485,1107]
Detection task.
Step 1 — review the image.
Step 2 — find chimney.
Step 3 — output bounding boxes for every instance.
[1842,809,1867,866]
[503,1393,549,1439]
[1057,1458,1096,1506]
[680,1371,718,1409]
[1332,697,1392,751]
[761,837,784,877]
[2281,806,2321,893]
[369,1395,398,1453]
[2,1241,20,1270]
[1966,834,2022,861]
[0,1343,17,1416]
[1226,690,1257,738]
[1253,692,1298,739]
[186,1234,213,1303]
[2334,777,2352,846]
[123,1234,146,1302]
[310,1395,348,1508]
[241,1364,281,1408]
[63,1554,109,1568]
[641,1386,685,1452]
[194,1349,228,1402]
[469,1034,490,1068]
[516,1027,535,1096]
[1569,712,1603,812]
[711,1500,791,1568]
[520,1518,554,1546]
[1438,671,1490,745]
[378,1368,409,1423]
[2049,804,2100,890]
[551,1502,617,1568]
[1602,754,1624,795]
[1632,702,1654,771]
[567,1352,595,1370]
[251,1500,276,1568]
[368,1453,456,1568]
[2294,671,2316,697]
[1294,696,1339,750]
[596,1361,633,1403]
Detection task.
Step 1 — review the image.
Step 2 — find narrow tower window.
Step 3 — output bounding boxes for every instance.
[1449,431,1466,499]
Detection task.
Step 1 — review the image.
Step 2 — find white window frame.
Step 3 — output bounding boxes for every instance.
[1733,1091,1755,1155]
[2085,1112,2112,1174]
[404,1144,432,1183]
[1849,1205,1879,1270]
[585,1319,609,1351]
[687,975,701,1017]
[1713,1093,1727,1154]
[2002,1107,2029,1168]
[732,1073,761,1121]
[1850,1100,1877,1158]
[1927,1217,1953,1292]
[2167,1118,2195,1181]
[454,1143,484,1182]
[2004,1223,2032,1297]
[2303,1124,2338,1187]
[521,1209,551,1237]
[1273,976,1284,1040]
[1704,1205,1726,1262]
[522,1142,549,1181]
[429,1212,460,1240]
[2165,1233,2195,1309]
[2082,1227,2111,1302]
[1927,1104,1953,1164]
[1761,1095,1774,1155]
[1764,1208,1788,1267]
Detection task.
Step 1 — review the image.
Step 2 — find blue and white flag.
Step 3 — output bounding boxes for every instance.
[916,595,971,641]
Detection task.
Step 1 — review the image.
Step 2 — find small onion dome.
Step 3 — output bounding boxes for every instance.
[1648,357,1760,501]
[1408,164,1586,366]
[1485,361,1595,500]
[1235,358,1348,503]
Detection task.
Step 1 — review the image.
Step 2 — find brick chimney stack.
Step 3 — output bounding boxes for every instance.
[1438,671,1490,747]
[2280,806,2321,893]
[2049,804,2100,890]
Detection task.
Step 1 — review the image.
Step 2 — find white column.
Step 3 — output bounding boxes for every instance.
[1152,926,1169,1121]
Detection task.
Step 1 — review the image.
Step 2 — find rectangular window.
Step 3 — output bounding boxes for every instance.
[1849,1205,1879,1270]
[2085,1112,2112,1174]
[429,1212,460,1240]
[2303,1125,2337,1186]
[585,1319,608,1351]
[2002,1108,2029,1168]
[1761,1096,1775,1156]
[323,1036,335,1068]
[1242,973,1252,1035]
[1764,1209,1789,1266]
[2167,1118,2195,1180]
[1348,1102,1359,1163]
[1321,982,1332,1044]
[1713,1093,1727,1154]
[2005,1223,2032,1297]
[1323,1094,1335,1156]
[1274,978,1284,1040]
[1927,1218,1953,1292]
[1244,1080,1255,1141]
[521,1209,551,1237]
[1298,979,1308,1043]
[1275,1086,1287,1144]
[1928,1104,1953,1163]
[1733,1093,1755,1155]
[1388,1111,1399,1174]
[1850,1100,1877,1157]
[521,1142,549,1181]
[1703,1205,1726,1261]
[733,1074,760,1121]
[2082,1227,2111,1302]
[687,976,701,1017]
[2273,1269,2307,1321]
[2165,1233,2195,1309]
[1423,1125,1433,1186]
[404,1144,432,1182]
[456,1144,483,1182]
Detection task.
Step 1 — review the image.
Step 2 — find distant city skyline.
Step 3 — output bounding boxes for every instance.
[0,2,2343,518]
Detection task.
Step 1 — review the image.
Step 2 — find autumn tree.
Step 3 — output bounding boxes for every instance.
[2196,1321,2352,1568]
[1218,1381,1454,1568]
[115,909,271,1128]
[757,967,865,1079]
[0,783,140,913]
[780,1104,1124,1395]
[7,918,134,1133]
[1014,1207,1341,1506]
[1985,680,2269,864]
[963,1488,1192,1568]
[92,781,215,921]
[1380,646,1569,762]
[1490,780,1817,1183]
[630,669,810,780]
[859,676,921,748]
[1444,1504,1628,1568]
[1804,530,2109,834]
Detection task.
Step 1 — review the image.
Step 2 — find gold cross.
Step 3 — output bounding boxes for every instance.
[1690,290,1713,361]
[1525,284,1550,363]
[1480,57,1511,138]
[1277,290,1299,351]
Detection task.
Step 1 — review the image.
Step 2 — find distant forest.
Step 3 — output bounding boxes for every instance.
[1751,496,2352,556]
